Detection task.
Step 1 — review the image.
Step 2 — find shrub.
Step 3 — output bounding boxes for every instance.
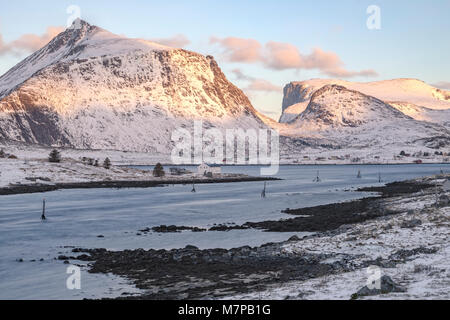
[49,149,61,163]
[153,163,165,177]
[103,158,111,169]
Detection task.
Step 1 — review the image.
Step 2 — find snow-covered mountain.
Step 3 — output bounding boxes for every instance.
[280,85,450,151]
[1,20,449,161]
[280,78,450,123]
[0,20,267,153]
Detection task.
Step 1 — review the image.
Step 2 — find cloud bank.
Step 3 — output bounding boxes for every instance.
[149,34,190,48]
[211,37,378,78]
[232,68,281,93]
[0,26,64,56]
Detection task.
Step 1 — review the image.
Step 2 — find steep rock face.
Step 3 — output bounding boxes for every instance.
[280,82,317,123]
[281,83,315,114]
[280,79,450,124]
[0,20,266,152]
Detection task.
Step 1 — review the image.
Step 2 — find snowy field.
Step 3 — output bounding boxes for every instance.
[0,157,248,189]
[0,164,449,299]
[1,141,449,167]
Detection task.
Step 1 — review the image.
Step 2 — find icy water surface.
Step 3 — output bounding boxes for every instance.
[0,164,448,299]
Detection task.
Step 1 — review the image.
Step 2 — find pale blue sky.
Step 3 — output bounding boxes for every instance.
[1,0,449,119]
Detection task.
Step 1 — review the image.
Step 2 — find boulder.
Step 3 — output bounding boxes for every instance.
[352,275,406,299]
[400,219,422,228]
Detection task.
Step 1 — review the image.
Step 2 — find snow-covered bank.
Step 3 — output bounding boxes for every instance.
[227,176,450,300]
[0,156,264,192]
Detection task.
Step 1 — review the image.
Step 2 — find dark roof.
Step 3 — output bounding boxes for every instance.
[205,163,221,167]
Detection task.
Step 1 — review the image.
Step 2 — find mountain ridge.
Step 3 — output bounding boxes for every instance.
[0,20,268,152]
[278,84,450,152]
[280,78,450,123]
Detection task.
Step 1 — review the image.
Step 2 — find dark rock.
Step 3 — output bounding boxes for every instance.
[358,182,434,197]
[75,254,93,261]
[151,225,206,233]
[439,194,449,205]
[208,224,249,231]
[354,275,406,298]
[288,235,300,241]
[390,247,438,261]
[400,219,422,228]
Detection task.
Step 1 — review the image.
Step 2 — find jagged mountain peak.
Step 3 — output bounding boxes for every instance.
[0,20,173,99]
[0,21,266,151]
[46,19,102,53]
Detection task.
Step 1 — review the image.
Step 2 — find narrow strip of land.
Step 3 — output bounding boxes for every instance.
[0,176,279,196]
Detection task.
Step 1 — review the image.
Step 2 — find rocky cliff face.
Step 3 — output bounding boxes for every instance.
[0,20,266,152]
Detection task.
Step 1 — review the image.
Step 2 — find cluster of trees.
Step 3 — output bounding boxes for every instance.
[81,156,111,169]
[81,157,98,166]
[49,150,111,169]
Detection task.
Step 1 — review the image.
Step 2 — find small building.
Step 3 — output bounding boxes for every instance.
[197,163,221,176]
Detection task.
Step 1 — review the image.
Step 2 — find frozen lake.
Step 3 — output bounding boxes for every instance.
[0,164,448,299]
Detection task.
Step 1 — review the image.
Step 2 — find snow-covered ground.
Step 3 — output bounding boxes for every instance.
[0,157,206,188]
[0,154,249,189]
[1,141,449,169]
[226,179,450,300]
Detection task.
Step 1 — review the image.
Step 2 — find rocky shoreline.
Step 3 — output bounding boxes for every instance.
[0,176,279,196]
[65,175,449,300]
[136,181,435,234]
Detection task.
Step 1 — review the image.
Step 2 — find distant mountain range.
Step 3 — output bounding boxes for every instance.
[279,84,450,152]
[0,20,449,160]
[280,78,450,123]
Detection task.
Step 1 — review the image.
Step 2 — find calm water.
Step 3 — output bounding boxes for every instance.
[0,164,448,299]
